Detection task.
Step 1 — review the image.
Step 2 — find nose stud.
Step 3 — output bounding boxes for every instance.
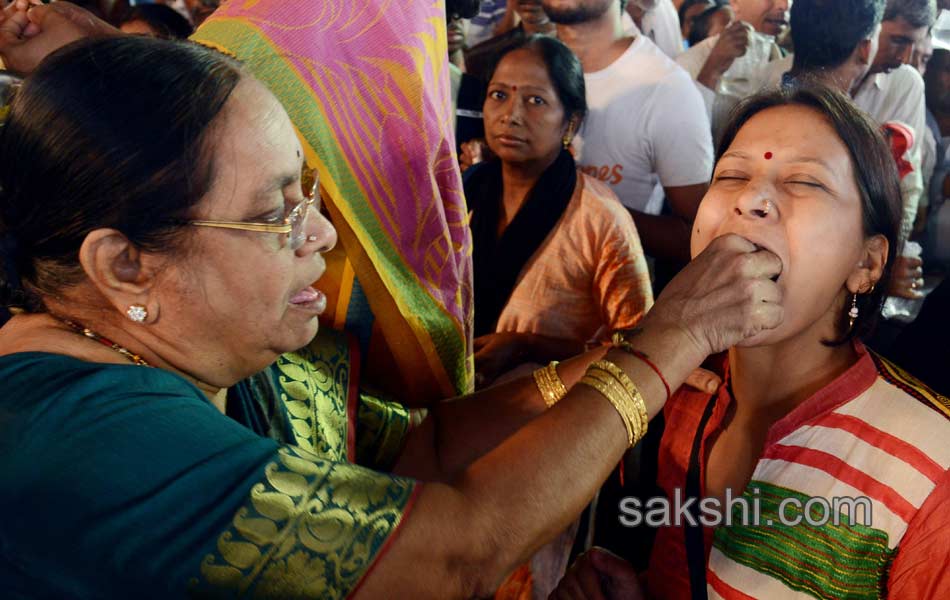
[307,235,318,242]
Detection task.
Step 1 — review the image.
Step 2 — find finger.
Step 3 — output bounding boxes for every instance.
[736,247,783,281]
[576,563,609,600]
[473,335,492,350]
[748,277,782,305]
[0,7,29,43]
[709,232,758,255]
[904,256,923,268]
[589,548,643,589]
[746,301,784,336]
[558,578,588,600]
[685,368,721,394]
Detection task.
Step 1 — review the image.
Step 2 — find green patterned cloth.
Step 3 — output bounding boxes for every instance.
[0,332,418,598]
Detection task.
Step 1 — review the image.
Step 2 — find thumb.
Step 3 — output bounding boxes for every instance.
[588,548,638,580]
[25,3,54,26]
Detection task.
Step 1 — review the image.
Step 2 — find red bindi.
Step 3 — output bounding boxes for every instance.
[764,152,773,160]
[511,85,518,92]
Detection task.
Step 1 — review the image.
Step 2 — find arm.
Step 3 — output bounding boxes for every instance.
[494,1,518,36]
[355,234,785,597]
[628,183,707,264]
[472,331,588,387]
[394,345,608,482]
[887,471,950,597]
[695,22,752,93]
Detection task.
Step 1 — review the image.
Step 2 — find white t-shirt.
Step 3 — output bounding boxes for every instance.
[575,34,713,215]
[853,65,928,240]
[676,32,784,133]
[622,1,684,59]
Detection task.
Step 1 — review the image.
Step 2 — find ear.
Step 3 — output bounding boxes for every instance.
[77,229,163,323]
[845,234,889,294]
[855,37,874,66]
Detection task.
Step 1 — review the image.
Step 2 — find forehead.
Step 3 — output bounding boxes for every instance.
[882,16,930,41]
[492,49,555,87]
[203,78,302,205]
[726,105,855,171]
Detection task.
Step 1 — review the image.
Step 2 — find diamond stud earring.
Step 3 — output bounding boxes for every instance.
[127,304,148,323]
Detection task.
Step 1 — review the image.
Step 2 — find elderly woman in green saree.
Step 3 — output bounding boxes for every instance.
[0,34,787,597]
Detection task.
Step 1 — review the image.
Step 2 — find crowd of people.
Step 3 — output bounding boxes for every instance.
[0,0,948,598]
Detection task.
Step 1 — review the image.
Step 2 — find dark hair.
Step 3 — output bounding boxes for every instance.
[678,0,714,29]
[120,4,195,39]
[485,34,588,124]
[883,0,937,28]
[716,83,902,342]
[688,4,730,47]
[446,0,482,19]
[790,0,885,71]
[925,48,950,110]
[0,36,242,313]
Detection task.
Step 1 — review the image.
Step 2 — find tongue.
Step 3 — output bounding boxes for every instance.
[290,286,319,304]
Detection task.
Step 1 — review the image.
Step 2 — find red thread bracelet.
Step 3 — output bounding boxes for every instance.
[625,348,672,403]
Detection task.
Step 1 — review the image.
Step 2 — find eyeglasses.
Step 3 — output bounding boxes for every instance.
[189,167,319,250]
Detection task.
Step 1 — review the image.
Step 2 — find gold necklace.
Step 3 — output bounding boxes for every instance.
[53,316,151,367]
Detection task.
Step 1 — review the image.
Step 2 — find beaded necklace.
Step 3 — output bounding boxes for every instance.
[53,316,151,367]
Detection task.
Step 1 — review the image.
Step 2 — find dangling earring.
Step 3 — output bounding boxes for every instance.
[562,122,575,149]
[127,304,148,323]
[848,294,859,329]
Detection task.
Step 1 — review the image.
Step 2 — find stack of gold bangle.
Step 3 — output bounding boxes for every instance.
[533,361,568,407]
[580,360,648,447]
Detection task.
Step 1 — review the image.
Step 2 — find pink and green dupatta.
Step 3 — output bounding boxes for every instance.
[192,1,474,404]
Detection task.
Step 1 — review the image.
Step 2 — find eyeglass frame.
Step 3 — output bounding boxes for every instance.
[187,167,319,250]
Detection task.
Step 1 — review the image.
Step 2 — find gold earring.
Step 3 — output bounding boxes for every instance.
[562,123,575,149]
[848,294,859,329]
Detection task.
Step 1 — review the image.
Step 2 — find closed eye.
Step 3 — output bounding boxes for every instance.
[788,180,824,188]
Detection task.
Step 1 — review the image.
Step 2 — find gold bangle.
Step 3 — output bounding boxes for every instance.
[580,374,635,446]
[590,360,649,439]
[533,361,567,407]
[583,369,643,444]
[584,360,649,445]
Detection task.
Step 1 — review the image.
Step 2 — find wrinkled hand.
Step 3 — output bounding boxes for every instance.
[642,234,784,359]
[888,255,925,300]
[473,331,532,388]
[0,0,119,75]
[699,20,752,88]
[552,547,644,600]
[459,138,490,173]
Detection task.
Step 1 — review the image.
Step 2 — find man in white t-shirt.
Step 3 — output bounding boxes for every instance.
[853,1,935,224]
[675,0,788,125]
[544,0,713,263]
[623,0,684,58]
